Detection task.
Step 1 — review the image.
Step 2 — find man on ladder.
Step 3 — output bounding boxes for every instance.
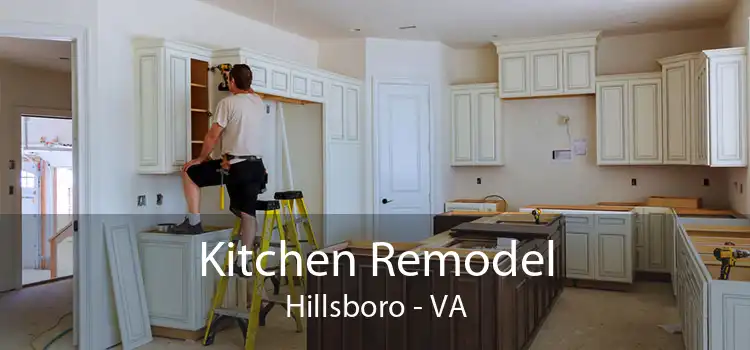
[175,63,266,275]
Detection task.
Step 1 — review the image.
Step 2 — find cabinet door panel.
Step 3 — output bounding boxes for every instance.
[345,85,360,141]
[270,66,291,94]
[647,213,668,272]
[451,91,473,164]
[564,47,595,93]
[246,60,269,91]
[693,60,709,165]
[290,70,309,98]
[629,79,663,164]
[663,62,692,164]
[565,229,591,278]
[168,52,190,169]
[327,82,345,140]
[710,55,747,166]
[596,233,628,280]
[475,90,500,163]
[310,78,325,100]
[596,81,629,164]
[136,50,162,170]
[499,53,529,97]
[531,50,563,95]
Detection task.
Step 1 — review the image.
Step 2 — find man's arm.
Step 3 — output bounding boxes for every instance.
[197,123,223,160]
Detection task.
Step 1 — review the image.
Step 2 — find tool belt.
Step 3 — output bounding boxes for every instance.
[224,154,262,161]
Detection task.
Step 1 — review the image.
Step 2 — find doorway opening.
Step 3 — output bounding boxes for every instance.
[21,115,74,286]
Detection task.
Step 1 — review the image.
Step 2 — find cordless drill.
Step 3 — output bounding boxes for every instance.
[210,63,234,91]
[531,209,543,225]
[713,242,750,280]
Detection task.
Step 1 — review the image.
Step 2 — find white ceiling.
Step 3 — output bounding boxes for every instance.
[0,37,72,72]
[202,0,736,48]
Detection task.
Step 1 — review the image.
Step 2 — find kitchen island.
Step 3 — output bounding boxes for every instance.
[307,213,566,350]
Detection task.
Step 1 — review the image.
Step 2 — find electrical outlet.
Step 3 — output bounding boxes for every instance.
[631,178,637,186]
[557,115,570,125]
[703,178,710,187]
[137,195,146,207]
[476,177,482,185]
[156,193,163,206]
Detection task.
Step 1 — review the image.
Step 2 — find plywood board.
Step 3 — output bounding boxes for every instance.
[104,222,153,349]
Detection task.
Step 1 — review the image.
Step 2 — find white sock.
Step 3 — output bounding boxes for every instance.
[188,213,201,225]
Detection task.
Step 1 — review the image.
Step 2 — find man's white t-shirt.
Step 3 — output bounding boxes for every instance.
[214,93,265,160]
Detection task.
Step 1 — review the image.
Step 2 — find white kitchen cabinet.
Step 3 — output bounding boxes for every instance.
[134,39,212,174]
[137,228,232,331]
[703,48,747,167]
[634,207,673,274]
[450,84,503,166]
[444,201,499,212]
[659,55,695,165]
[494,32,600,99]
[596,73,662,165]
[520,208,634,284]
[659,48,747,167]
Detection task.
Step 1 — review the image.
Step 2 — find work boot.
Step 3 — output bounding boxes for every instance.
[170,217,204,235]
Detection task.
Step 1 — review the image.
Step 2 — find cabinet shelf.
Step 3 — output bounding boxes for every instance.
[190,108,209,113]
[190,83,207,88]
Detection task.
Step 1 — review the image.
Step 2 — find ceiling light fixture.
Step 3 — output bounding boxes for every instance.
[398,25,417,30]
[350,28,361,32]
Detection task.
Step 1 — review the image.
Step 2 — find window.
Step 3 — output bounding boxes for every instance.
[21,170,36,188]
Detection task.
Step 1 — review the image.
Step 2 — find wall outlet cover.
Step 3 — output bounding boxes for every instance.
[137,195,146,207]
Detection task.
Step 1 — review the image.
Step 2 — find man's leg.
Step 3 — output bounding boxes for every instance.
[173,160,222,234]
[181,170,201,224]
[239,212,258,251]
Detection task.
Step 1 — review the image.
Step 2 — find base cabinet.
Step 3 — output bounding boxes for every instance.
[521,208,633,284]
[137,228,231,330]
[634,207,674,274]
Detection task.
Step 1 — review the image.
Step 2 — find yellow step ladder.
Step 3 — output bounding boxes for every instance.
[202,191,319,350]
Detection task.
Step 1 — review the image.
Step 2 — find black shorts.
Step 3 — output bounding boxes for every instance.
[186,158,267,216]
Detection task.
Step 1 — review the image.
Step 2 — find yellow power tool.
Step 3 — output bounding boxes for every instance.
[713,242,750,280]
[210,63,234,91]
[530,208,543,225]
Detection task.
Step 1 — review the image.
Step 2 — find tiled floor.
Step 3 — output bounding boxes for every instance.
[2,280,683,350]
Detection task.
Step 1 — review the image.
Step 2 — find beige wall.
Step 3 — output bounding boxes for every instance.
[282,103,323,226]
[446,27,733,210]
[726,0,750,214]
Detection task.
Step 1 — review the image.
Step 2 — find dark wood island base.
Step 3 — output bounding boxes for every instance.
[308,213,566,350]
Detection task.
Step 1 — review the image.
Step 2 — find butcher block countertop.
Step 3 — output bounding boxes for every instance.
[522,204,636,212]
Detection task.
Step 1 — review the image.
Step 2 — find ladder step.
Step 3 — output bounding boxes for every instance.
[215,308,251,319]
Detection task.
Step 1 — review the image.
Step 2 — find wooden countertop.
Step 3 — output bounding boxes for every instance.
[521,204,635,212]
[673,208,742,216]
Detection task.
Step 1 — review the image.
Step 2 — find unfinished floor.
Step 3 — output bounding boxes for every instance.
[1,280,682,349]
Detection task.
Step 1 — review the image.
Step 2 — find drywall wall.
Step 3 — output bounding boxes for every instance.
[726,0,750,214]
[447,27,733,210]
[281,103,324,243]
[447,46,498,85]
[318,39,366,80]
[0,60,71,293]
[597,27,728,75]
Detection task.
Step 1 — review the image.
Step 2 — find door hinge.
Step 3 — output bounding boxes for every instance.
[73,220,78,232]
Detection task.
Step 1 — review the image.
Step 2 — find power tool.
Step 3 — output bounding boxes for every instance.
[530,208,543,225]
[713,242,750,280]
[210,63,234,91]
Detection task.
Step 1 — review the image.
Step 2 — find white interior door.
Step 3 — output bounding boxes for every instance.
[21,160,42,270]
[375,82,431,242]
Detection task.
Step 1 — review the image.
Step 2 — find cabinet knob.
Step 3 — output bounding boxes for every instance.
[382,198,393,204]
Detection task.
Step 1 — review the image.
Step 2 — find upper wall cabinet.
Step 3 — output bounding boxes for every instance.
[596,73,663,165]
[658,48,747,167]
[134,39,212,174]
[450,83,504,166]
[494,32,601,99]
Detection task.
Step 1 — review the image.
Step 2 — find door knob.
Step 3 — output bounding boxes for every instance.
[382,198,393,204]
